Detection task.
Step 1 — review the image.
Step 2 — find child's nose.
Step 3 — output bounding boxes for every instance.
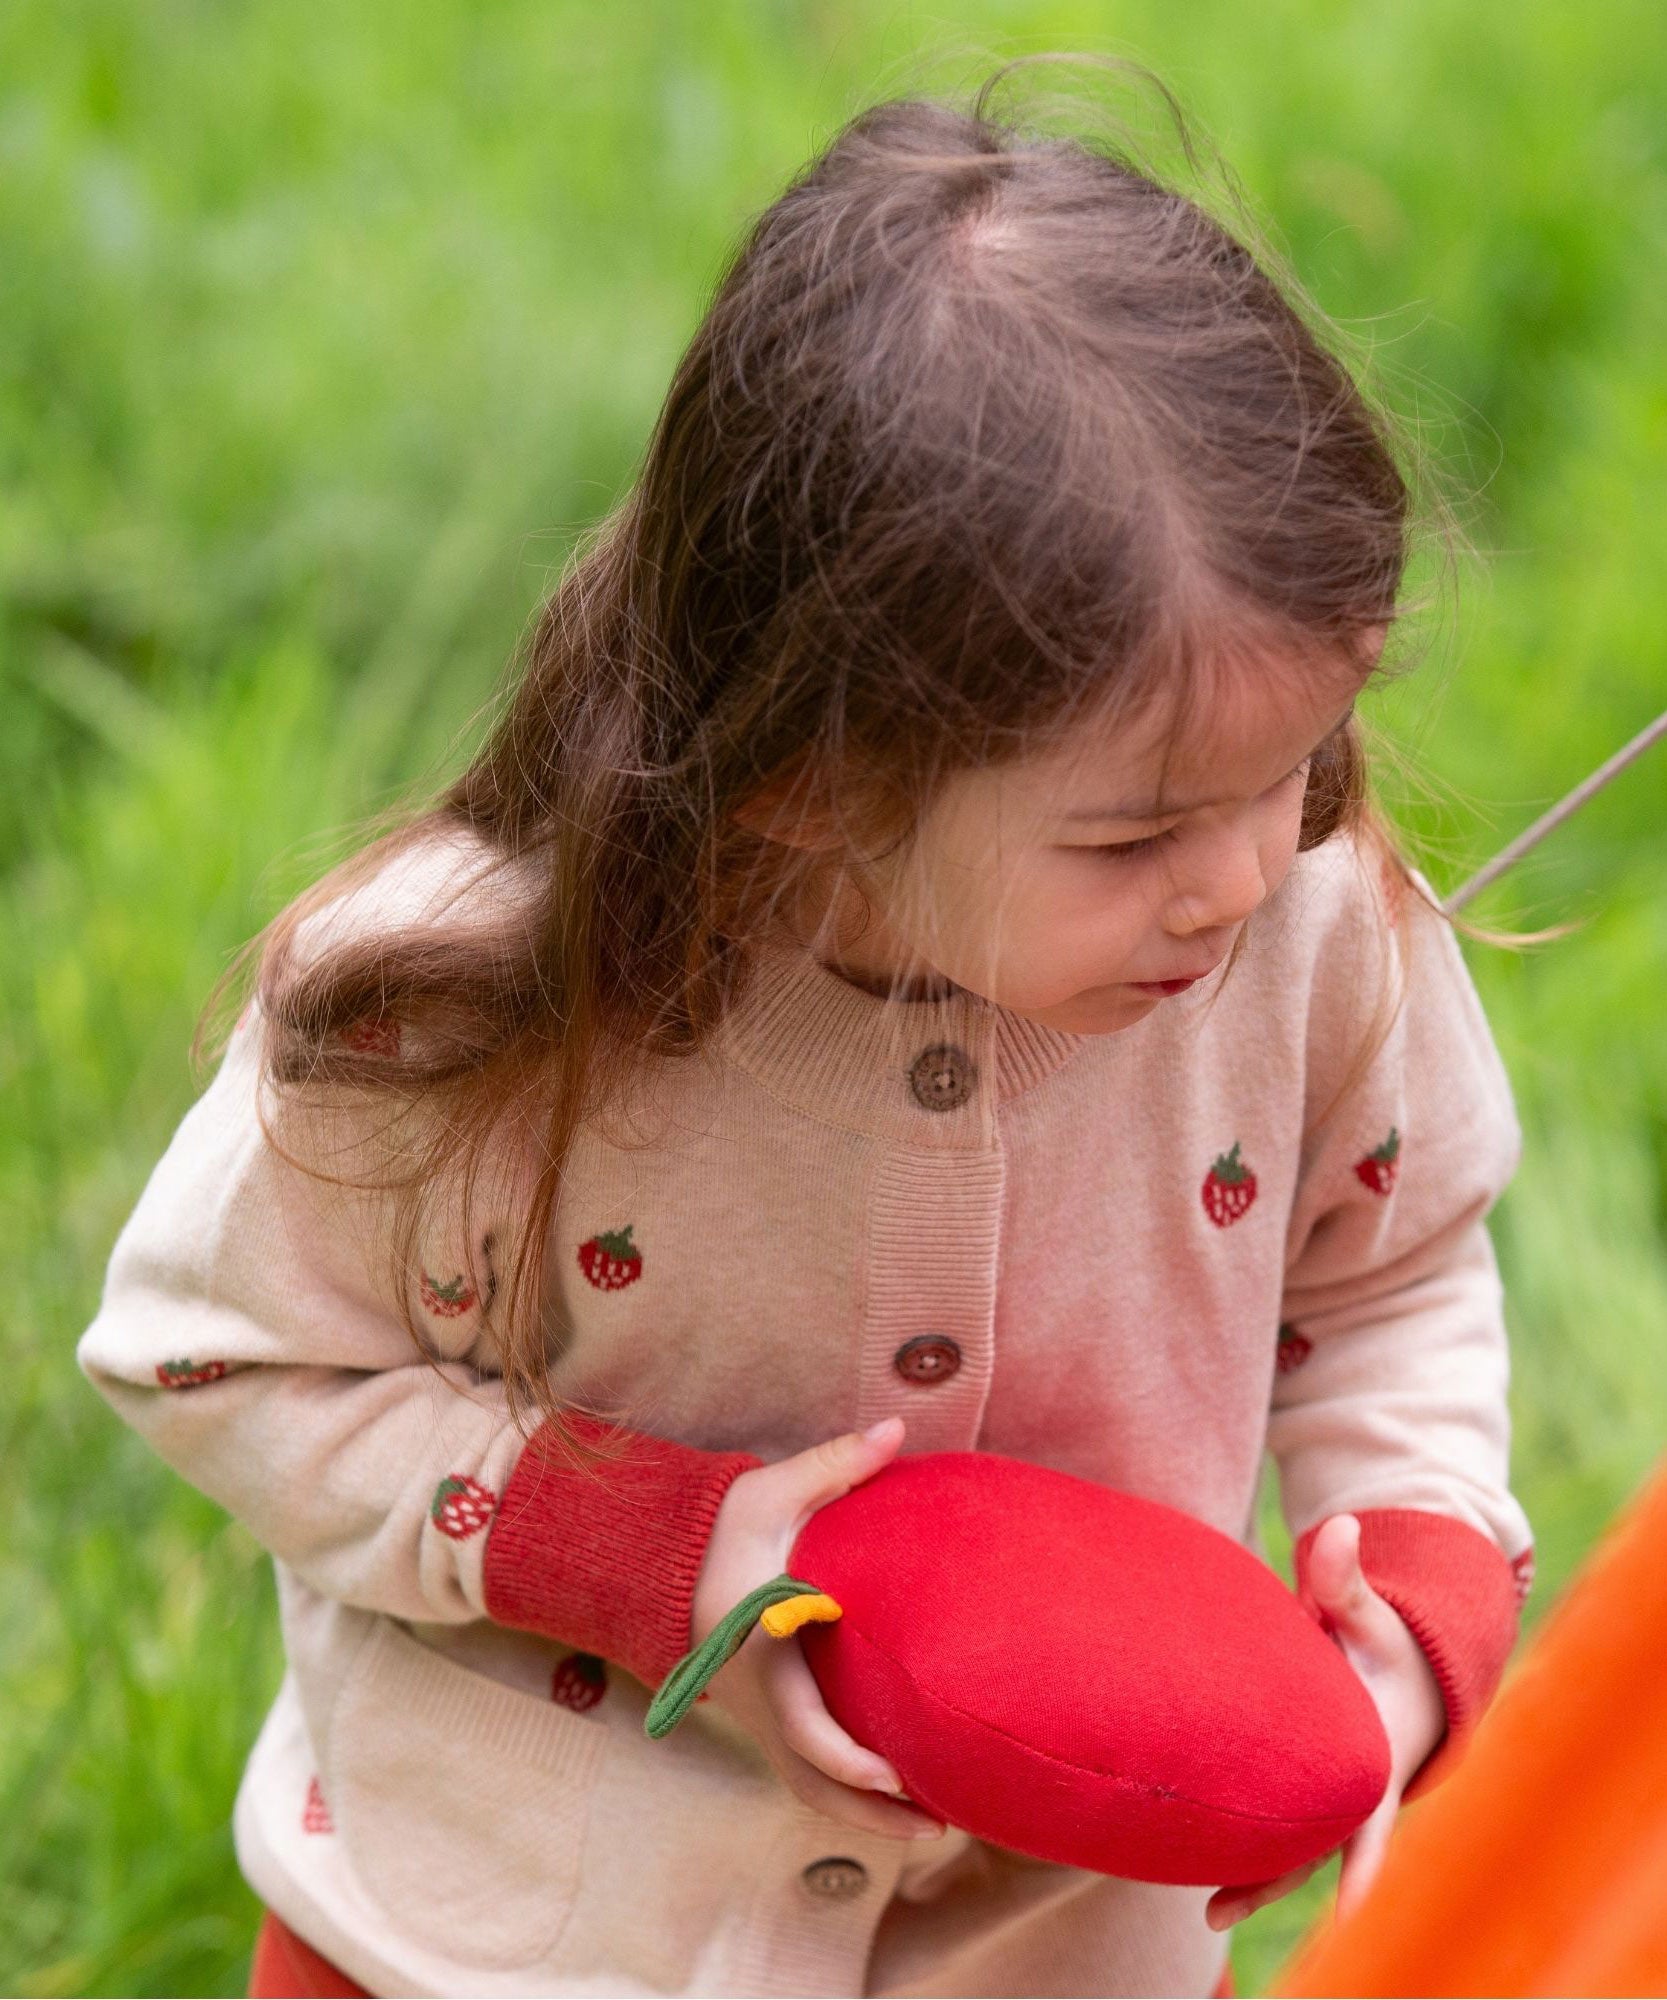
[1164,837,1269,937]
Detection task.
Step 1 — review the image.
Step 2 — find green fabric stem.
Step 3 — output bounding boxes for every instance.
[645,1572,822,1739]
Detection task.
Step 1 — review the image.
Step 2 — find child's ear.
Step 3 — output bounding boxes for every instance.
[1356,621,1390,673]
[730,760,842,851]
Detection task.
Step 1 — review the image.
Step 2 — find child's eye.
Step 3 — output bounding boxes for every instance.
[1074,756,1314,863]
[1090,830,1174,861]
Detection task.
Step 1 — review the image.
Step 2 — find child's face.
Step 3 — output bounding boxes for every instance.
[787,639,1378,1036]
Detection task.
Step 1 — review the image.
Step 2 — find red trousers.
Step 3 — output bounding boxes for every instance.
[248,1912,369,1998]
[248,1907,1237,1997]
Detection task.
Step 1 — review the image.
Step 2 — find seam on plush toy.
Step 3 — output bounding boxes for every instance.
[833,1618,1375,1830]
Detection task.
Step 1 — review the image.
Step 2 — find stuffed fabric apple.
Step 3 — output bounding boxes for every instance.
[646,1450,1391,1886]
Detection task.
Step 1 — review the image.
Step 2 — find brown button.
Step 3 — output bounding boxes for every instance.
[893,1334,962,1385]
[908,1042,976,1111]
[801,1856,869,1901]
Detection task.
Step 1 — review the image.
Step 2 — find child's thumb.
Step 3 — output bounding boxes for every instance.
[792,1416,904,1512]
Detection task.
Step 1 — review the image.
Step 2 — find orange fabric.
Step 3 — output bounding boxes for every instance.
[248,1910,369,1999]
[1214,1960,1236,1997]
[1272,1452,1667,1997]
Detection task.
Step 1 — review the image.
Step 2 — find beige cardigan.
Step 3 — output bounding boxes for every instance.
[78,825,1532,1997]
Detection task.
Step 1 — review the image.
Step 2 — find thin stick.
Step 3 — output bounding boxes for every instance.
[1442,707,1667,916]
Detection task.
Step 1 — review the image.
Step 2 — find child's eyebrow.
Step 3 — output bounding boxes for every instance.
[1060,702,1358,823]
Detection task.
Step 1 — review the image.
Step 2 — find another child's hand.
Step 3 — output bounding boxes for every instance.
[689,1413,948,1842]
[1205,1512,1447,1932]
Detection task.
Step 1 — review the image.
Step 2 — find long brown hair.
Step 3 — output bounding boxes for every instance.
[200,56,1443,1464]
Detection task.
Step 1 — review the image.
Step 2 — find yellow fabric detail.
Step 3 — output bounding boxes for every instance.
[759,1591,843,1638]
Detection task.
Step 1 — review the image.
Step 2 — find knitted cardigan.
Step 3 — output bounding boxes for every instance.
[77,824,1532,1998]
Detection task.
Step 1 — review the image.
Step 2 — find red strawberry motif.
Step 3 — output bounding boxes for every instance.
[429,1473,496,1540]
[1354,1127,1401,1196]
[302,1775,334,1835]
[340,1015,401,1058]
[419,1269,478,1318]
[551,1652,608,1712]
[1275,1322,1312,1374]
[155,1358,230,1389]
[1201,1143,1258,1228]
[1510,1545,1536,1605]
[577,1224,643,1291]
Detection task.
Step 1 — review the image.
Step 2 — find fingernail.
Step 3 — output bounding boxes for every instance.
[862,1418,898,1443]
[873,1768,904,1795]
[910,1821,946,1838]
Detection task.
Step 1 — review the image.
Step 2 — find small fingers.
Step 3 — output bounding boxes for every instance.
[1206,1858,1322,1930]
[775,1738,946,1842]
[1306,1516,1404,1659]
[1336,1802,1396,1920]
[768,1633,905,1796]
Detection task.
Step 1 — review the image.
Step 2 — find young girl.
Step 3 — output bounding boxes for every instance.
[79,61,1534,2000]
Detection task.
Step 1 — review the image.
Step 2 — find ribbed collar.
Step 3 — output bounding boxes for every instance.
[716,928,1093,1148]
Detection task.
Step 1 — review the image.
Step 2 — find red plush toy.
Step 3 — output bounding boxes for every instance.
[647,1450,1391,1886]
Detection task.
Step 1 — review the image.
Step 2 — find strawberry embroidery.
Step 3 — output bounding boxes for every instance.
[1275,1322,1312,1373]
[302,1775,334,1835]
[429,1474,496,1540]
[1354,1127,1401,1196]
[155,1358,230,1389]
[340,1015,401,1058]
[1510,1545,1536,1605]
[1201,1143,1258,1228]
[419,1270,478,1318]
[551,1652,608,1712]
[577,1224,643,1291]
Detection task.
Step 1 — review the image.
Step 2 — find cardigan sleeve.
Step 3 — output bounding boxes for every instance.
[76,875,761,1695]
[1268,849,1534,1799]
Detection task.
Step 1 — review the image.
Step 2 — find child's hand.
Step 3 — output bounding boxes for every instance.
[689,1413,948,1842]
[1205,1512,1446,1932]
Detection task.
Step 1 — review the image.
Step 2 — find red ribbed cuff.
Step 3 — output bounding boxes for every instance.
[1294,1506,1520,1801]
[482,1412,764,1691]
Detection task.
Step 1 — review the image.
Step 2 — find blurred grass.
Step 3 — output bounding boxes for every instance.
[2,3,1664,1994]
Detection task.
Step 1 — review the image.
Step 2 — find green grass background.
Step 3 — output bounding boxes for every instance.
[3,3,1664,1993]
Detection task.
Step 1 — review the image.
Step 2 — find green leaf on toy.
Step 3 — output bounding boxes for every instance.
[645,1572,828,1738]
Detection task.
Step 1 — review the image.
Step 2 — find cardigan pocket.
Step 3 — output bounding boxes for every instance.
[324,1614,609,1970]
